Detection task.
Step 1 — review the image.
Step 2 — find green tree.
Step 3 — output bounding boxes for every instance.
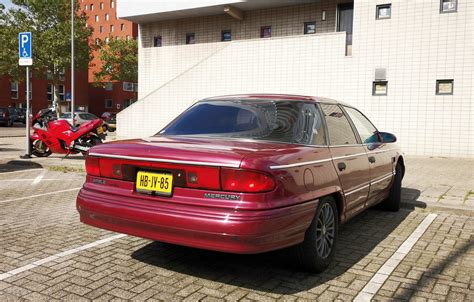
[0,0,92,115]
[94,37,138,100]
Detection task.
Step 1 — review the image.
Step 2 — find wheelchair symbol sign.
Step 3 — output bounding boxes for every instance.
[19,32,33,66]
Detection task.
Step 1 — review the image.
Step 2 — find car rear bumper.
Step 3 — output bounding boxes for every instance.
[76,186,317,254]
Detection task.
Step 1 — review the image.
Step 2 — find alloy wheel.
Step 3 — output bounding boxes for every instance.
[315,203,335,258]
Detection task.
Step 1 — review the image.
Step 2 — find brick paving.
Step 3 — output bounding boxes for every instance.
[0,169,473,301]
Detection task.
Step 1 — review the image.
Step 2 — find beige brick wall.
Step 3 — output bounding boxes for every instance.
[119,0,474,157]
[140,0,353,47]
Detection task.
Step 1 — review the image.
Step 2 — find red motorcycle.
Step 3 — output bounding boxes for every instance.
[30,109,106,157]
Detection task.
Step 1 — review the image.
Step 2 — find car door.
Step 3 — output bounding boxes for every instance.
[343,106,394,206]
[320,104,370,219]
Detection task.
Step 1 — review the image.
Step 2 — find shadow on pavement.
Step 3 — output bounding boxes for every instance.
[131,208,412,294]
[401,188,424,209]
[0,160,43,173]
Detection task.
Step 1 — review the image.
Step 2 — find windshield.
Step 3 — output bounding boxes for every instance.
[160,99,327,145]
[60,113,71,119]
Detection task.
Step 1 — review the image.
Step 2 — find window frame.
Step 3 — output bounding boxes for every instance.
[47,84,53,101]
[123,82,134,92]
[343,106,381,145]
[440,0,457,13]
[304,21,316,35]
[436,79,454,95]
[260,26,272,38]
[221,30,232,42]
[186,33,195,45]
[153,36,162,47]
[105,99,113,108]
[372,81,388,96]
[319,103,360,146]
[376,4,392,20]
[10,81,18,99]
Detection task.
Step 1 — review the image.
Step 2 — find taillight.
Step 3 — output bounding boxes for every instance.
[85,156,101,176]
[2,112,7,118]
[221,168,275,193]
[99,158,123,179]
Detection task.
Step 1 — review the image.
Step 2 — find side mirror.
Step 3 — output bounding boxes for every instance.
[379,132,397,143]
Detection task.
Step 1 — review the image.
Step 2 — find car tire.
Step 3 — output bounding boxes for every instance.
[382,163,402,212]
[293,196,338,273]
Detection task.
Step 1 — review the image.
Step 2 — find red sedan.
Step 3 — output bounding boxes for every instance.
[77,94,404,272]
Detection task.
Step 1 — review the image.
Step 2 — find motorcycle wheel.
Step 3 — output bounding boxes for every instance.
[31,140,52,157]
[80,137,102,156]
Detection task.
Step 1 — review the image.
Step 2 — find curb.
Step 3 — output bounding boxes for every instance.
[401,200,474,216]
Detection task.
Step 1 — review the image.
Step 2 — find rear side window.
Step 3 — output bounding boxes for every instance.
[161,100,326,145]
[344,107,379,144]
[320,104,358,146]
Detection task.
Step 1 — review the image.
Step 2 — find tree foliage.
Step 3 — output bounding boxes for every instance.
[94,37,138,86]
[0,0,92,113]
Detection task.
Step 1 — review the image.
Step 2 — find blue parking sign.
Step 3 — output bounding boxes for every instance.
[19,32,32,66]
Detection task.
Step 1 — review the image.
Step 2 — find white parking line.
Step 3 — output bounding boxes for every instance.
[0,187,82,204]
[0,179,60,182]
[0,168,42,175]
[0,234,127,281]
[354,213,438,302]
[32,169,46,185]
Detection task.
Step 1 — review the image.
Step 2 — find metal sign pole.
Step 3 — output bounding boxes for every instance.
[25,66,31,157]
[71,0,75,125]
[19,32,33,159]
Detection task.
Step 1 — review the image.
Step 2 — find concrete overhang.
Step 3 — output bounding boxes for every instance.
[117,0,320,23]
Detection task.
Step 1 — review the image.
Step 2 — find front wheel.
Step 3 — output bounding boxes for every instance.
[31,140,52,157]
[293,196,338,273]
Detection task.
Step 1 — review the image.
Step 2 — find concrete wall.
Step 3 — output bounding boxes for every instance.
[118,0,474,157]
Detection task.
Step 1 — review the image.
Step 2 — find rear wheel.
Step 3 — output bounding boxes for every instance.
[382,163,402,211]
[31,140,51,157]
[80,136,102,156]
[294,196,338,273]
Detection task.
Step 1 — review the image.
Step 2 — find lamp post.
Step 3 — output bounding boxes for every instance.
[71,0,75,125]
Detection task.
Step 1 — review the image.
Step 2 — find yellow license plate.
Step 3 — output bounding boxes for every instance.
[97,126,104,134]
[136,171,173,195]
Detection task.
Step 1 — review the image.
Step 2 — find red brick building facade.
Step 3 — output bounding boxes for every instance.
[0,0,137,116]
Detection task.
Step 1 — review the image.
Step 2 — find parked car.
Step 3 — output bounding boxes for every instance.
[77,94,404,272]
[60,112,109,131]
[14,108,26,124]
[7,108,19,124]
[100,112,116,132]
[0,107,13,127]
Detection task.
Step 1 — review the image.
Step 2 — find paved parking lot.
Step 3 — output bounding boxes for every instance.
[0,168,473,301]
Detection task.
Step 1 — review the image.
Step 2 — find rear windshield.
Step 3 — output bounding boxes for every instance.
[60,113,71,119]
[160,99,327,145]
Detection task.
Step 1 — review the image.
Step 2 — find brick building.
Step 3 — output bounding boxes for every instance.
[116,0,473,157]
[80,0,138,115]
[0,0,138,116]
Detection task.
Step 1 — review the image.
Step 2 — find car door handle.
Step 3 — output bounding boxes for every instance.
[337,162,346,171]
[368,156,376,164]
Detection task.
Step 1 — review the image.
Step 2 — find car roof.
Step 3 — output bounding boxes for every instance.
[202,94,348,106]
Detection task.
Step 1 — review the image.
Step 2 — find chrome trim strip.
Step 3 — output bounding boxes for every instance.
[88,153,240,168]
[269,158,332,169]
[371,173,395,185]
[332,152,367,160]
[344,184,370,196]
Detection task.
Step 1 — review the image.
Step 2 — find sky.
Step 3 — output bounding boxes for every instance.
[1,0,14,9]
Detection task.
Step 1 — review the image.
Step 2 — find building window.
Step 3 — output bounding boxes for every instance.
[221,30,232,42]
[59,68,65,81]
[376,4,391,19]
[95,15,99,22]
[126,35,130,41]
[58,85,65,101]
[321,10,326,21]
[111,0,115,9]
[105,99,113,108]
[11,81,18,99]
[186,33,195,45]
[120,23,124,31]
[90,4,94,11]
[110,25,114,33]
[105,82,113,91]
[372,81,388,96]
[153,36,162,47]
[260,26,272,38]
[100,2,104,9]
[436,79,454,95]
[95,38,100,45]
[84,4,87,11]
[105,13,109,21]
[99,26,103,33]
[440,0,457,13]
[123,99,135,108]
[123,82,134,92]
[304,22,316,34]
[47,84,53,101]
[105,37,110,44]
